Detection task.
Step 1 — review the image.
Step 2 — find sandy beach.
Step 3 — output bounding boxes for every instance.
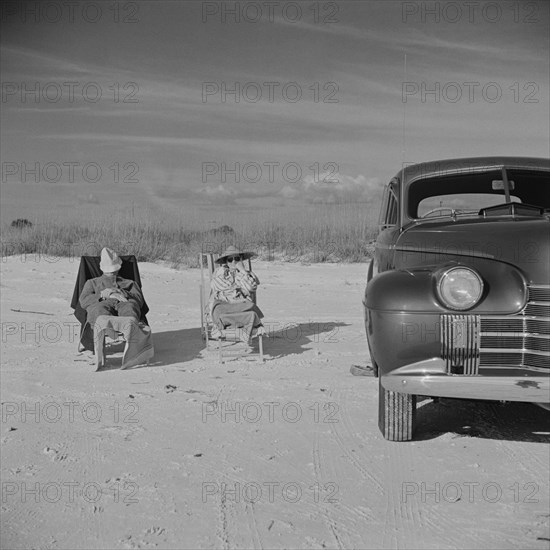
[1,255,549,549]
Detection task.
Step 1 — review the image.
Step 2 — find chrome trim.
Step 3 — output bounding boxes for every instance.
[480,348,549,357]
[440,314,480,375]
[482,332,550,338]
[529,286,550,301]
[481,316,550,335]
[382,372,550,402]
[481,335,550,349]
[479,286,550,372]
[394,244,497,260]
[387,357,446,376]
[438,285,550,373]
[478,365,549,373]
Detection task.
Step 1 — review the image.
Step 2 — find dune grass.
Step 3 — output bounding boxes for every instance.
[1,203,379,267]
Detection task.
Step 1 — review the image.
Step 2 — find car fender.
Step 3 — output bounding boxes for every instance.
[364,260,527,315]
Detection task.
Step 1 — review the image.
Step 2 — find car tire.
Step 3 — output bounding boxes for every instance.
[378,377,416,441]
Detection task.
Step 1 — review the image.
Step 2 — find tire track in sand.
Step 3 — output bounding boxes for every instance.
[382,400,509,549]
[205,383,265,550]
[329,389,384,495]
[311,387,385,549]
[312,430,352,550]
[333,388,462,549]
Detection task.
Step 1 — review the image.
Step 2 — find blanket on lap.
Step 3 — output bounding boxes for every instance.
[94,315,154,369]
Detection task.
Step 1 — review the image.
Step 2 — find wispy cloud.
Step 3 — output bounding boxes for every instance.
[280,172,381,204]
[192,171,382,205]
[276,16,548,64]
[1,1,547,200]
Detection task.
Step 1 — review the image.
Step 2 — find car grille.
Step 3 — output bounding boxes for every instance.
[441,285,550,374]
[441,314,480,375]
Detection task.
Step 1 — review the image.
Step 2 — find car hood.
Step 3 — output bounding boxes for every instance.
[395,217,550,283]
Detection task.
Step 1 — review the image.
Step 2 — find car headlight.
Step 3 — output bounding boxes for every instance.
[436,267,484,310]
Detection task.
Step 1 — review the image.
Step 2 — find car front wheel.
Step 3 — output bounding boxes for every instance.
[378,377,416,441]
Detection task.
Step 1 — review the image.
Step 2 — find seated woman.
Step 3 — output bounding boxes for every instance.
[209,246,265,347]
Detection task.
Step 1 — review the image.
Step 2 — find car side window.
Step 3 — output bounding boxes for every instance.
[378,183,399,230]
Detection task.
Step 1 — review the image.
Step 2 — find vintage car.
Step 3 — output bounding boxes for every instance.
[364,156,549,441]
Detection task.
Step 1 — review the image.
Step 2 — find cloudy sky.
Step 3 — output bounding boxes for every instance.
[1,0,548,210]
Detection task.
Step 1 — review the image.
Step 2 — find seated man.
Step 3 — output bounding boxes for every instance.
[209,246,265,347]
[79,247,144,327]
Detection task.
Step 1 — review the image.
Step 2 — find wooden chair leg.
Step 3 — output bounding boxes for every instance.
[95,332,105,370]
[218,338,223,364]
[258,334,264,362]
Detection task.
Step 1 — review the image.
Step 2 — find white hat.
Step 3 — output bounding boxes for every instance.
[100,247,122,273]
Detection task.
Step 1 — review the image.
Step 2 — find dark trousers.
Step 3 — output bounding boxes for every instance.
[212,299,263,342]
[86,299,141,327]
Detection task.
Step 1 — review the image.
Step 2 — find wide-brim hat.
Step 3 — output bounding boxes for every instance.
[215,245,254,264]
[100,247,122,272]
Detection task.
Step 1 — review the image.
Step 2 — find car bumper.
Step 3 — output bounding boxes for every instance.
[381,358,550,403]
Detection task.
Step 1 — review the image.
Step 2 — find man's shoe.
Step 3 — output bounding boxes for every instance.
[350,364,374,376]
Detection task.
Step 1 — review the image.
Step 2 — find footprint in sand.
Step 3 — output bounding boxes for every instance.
[42,446,70,462]
[100,424,145,441]
[9,464,38,476]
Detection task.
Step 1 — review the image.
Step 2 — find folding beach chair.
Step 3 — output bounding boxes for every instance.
[199,253,264,363]
[71,255,153,370]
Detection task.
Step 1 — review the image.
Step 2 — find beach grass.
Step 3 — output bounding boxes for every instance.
[1,202,379,267]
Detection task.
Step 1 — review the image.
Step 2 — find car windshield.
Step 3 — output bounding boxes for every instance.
[408,168,550,219]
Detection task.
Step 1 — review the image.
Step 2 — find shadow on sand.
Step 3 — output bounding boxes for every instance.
[261,321,350,359]
[414,397,550,443]
[95,327,204,371]
[96,321,351,370]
